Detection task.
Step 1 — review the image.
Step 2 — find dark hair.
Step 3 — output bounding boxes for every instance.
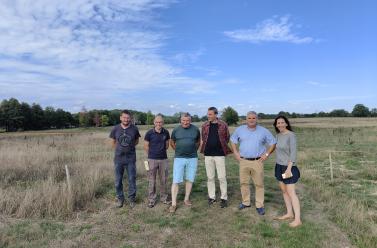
[273,115,293,133]
[208,107,218,115]
[120,110,132,116]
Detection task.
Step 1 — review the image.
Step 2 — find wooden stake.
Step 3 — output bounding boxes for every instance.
[329,152,333,182]
[65,164,72,195]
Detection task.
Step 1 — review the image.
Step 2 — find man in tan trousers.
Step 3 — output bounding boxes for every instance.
[230,111,276,215]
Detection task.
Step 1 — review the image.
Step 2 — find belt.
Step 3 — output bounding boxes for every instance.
[241,157,260,161]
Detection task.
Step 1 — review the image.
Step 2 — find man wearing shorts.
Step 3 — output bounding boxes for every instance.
[169,112,200,213]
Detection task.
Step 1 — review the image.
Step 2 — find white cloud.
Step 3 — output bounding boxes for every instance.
[224,15,314,44]
[306,81,329,87]
[0,0,216,111]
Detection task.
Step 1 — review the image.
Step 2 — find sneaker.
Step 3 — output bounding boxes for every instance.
[256,207,265,215]
[238,203,251,210]
[129,201,136,209]
[148,202,155,208]
[116,199,124,208]
[220,199,228,208]
[208,198,216,206]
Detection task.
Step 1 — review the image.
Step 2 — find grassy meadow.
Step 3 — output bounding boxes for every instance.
[0,118,376,248]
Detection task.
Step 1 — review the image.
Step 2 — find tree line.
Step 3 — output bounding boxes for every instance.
[0,98,201,132]
[0,98,376,132]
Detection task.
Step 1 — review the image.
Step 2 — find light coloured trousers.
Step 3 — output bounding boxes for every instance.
[204,156,227,200]
[239,159,264,208]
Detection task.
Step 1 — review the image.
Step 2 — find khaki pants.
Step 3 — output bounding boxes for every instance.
[205,156,227,200]
[239,159,264,208]
[147,159,169,203]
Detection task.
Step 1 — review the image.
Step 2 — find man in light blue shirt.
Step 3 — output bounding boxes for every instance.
[230,111,276,215]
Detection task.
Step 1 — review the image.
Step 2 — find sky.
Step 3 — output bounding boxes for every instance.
[0,0,376,115]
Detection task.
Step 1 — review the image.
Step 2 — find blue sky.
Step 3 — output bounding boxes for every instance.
[0,0,376,115]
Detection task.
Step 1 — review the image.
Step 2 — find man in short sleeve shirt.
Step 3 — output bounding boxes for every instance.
[169,113,200,213]
[144,115,171,208]
[230,111,276,215]
[109,110,141,208]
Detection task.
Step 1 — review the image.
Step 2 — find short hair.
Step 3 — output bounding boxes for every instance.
[247,111,258,117]
[273,115,293,133]
[180,112,191,119]
[208,107,218,115]
[121,110,132,116]
[154,114,164,121]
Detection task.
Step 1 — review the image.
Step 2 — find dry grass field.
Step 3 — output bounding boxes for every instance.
[0,118,376,247]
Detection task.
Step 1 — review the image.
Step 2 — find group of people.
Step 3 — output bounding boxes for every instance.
[109,108,302,228]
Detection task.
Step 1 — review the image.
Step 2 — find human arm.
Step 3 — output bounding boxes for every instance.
[110,138,116,149]
[259,144,276,162]
[286,133,297,175]
[231,142,241,162]
[144,140,149,156]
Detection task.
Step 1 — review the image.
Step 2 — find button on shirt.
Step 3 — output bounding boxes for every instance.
[230,125,276,158]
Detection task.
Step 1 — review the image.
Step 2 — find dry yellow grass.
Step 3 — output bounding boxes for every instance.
[0,119,376,247]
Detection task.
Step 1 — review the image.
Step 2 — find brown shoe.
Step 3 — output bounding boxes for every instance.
[184,200,192,206]
[169,205,177,213]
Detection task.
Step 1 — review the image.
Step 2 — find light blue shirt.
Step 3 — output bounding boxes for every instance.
[230,125,276,158]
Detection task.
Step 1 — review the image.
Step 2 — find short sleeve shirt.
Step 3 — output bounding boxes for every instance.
[144,128,170,159]
[109,124,141,162]
[171,124,200,158]
[230,125,276,158]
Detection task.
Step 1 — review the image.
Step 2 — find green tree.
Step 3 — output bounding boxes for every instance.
[329,109,349,117]
[20,102,32,130]
[352,104,370,117]
[146,110,154,125]
[221,106,239,125]
[101,115,109,126]
[31,103,45,130]
[79,107,90,127]
[370,108,377,117]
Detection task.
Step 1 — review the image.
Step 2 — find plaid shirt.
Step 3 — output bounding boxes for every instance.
[200,119,232,155]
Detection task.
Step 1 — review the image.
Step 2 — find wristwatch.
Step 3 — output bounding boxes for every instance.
[265,153,269,157]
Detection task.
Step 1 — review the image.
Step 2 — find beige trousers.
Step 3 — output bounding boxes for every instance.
[204,156,227,200]
[239,159,264,208]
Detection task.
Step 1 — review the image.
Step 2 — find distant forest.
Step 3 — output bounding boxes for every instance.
[0,98,376,132]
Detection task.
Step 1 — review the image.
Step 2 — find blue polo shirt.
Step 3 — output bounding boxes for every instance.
[230,125,276,158]
[144,128,170,159]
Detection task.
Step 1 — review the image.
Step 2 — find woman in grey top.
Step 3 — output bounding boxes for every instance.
[273,115,302,228]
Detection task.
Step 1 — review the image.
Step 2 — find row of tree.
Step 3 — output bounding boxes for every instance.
[0,98,376,132]
[0,98,203,131]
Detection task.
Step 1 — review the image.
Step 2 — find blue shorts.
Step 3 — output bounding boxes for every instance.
[275,163,300,184]
[173,158,198,183]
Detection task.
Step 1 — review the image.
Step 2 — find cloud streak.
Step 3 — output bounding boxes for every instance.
[224,15,314,44]
[0,0,216,111]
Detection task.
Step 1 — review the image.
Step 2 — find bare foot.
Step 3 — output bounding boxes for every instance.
[184,200,192,206]
[289,220,302,228]
[274,214,294,220]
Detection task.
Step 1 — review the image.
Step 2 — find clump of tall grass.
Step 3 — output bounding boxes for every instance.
[0,132,122,218]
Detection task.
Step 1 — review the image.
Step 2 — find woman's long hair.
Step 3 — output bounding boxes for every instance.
[273,115,293,133]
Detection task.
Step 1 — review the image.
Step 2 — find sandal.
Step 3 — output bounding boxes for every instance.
[169,205,177,213]
[184,200,192,206]
[274,215,294,220]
